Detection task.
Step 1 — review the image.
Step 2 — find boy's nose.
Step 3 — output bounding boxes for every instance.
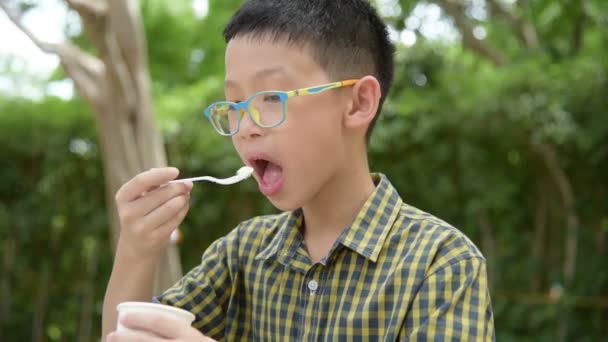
[236,107,263,139]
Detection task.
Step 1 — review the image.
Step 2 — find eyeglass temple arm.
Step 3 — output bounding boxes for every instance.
[286,79,359,98]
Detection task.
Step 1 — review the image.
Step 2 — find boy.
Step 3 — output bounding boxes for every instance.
[103,0,495,341]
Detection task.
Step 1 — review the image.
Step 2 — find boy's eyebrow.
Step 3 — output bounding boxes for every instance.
[224,66,289,89]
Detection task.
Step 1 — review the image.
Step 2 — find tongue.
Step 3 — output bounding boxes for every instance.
[262,162,283,184]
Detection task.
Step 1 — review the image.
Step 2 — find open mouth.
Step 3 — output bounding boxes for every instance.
[248,156,284,196]
[250,158,281,183]
[251,158,268,178]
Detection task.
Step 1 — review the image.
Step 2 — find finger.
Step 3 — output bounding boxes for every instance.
[116,168,180,203]
[140,194,190,231]
[127,181,193,218]
[121,312,190,339]
[150,203,190,241]
[142,179,193,198]
[107,329,165,342]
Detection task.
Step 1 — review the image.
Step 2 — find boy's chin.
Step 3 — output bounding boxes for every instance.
[265,192,303,212]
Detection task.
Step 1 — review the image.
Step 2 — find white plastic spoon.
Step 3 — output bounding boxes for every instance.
[169,166,254,185]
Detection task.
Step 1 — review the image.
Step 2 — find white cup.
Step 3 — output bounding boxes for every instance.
[116,301,195,336]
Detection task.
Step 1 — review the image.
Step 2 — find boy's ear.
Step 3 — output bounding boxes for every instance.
[344,76,381,131]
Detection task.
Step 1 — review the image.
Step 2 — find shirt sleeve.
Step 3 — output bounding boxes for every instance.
[155,235,232,339]
[403,256,495,341]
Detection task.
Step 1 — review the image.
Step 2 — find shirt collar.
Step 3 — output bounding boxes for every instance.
[255,174,402,264]
[254,209,304,265]
[338,174,402,262]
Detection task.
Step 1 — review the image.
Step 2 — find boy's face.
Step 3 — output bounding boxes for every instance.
[225,36,353,211]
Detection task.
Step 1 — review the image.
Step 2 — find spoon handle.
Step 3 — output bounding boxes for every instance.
[169,176,217,184]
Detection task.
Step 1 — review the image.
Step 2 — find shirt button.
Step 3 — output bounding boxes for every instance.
[308,280,319,292]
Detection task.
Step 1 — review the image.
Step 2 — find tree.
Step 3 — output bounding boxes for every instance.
[380,1,607,339]
[0,0,182,294]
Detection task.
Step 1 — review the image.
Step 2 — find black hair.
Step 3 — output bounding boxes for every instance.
[223,0,395,142]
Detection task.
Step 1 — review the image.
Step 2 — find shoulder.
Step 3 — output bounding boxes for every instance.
[391,201,485,274]
[222,211,294,259]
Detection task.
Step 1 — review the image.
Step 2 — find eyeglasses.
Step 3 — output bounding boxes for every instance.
[204,79,359,136]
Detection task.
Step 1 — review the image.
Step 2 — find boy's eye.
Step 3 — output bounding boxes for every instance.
[263,94,281,102]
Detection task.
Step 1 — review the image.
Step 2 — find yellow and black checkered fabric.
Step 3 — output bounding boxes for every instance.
[156,174,494,341]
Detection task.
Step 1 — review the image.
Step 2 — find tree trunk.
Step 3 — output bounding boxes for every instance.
[478,209,497,288]
[70,0,183,292]
[32,264,49,342]
[530,182,548,292]
[77,242,99,342]
[0,237,15,338]
[0,0,183,294]
[531,141,580,342]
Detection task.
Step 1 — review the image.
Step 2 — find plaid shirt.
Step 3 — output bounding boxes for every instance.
[156,174,494,341]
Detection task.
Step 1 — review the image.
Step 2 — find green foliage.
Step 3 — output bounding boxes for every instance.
[0,97,109,341]
[371,41,608,339]
[1,0,607,340]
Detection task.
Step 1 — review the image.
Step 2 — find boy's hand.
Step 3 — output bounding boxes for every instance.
[115,167,193,260]
[107,311,217,342]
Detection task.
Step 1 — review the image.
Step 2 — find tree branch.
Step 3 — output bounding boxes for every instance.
[107,0,148,73]
[0,1,60,54]
[66,0,109,54]
[570,0,587,55]
[55,43,106,104]
[436,0,507,66]
[0,0,105,104]
[486,0,539,49]
[67,0,108,17]
[104,32,137,111]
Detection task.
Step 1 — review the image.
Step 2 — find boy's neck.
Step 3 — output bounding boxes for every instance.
[301,159,376,262]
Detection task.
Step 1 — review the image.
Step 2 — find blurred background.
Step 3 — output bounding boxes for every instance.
[0,0,606,341]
